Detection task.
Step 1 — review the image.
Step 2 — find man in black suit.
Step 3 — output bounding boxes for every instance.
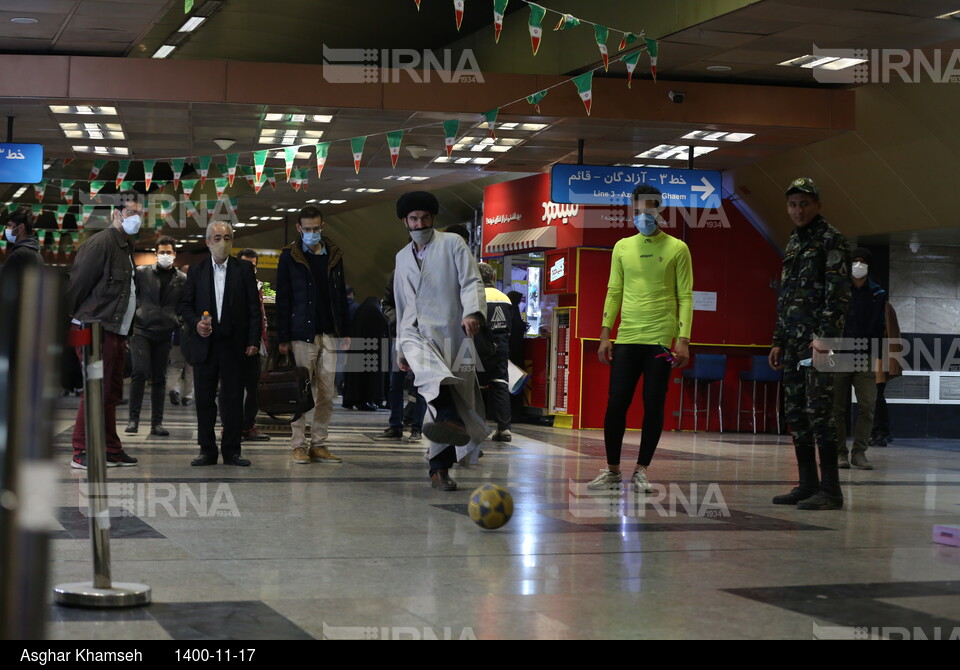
[178,221,261,466]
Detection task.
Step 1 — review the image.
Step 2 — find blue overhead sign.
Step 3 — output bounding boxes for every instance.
[0,144,43,184]
[550,164,722,209]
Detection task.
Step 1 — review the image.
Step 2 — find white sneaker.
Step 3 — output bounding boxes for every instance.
[632,468,654,493]
[587,469,622,490]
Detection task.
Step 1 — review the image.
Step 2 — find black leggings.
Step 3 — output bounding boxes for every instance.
[603,343,673,467]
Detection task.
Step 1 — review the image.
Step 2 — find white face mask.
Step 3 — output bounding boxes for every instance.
[5,227,18,244]
[157,254,174,269]
[851,262,868,279]
[121,214,141,235]
[209,240,231,262]
[409,227,434,247]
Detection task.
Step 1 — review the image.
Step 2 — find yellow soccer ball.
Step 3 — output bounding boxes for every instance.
[468,484,514,530]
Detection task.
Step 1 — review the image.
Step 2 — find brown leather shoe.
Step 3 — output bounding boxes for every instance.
[430,470,457,491]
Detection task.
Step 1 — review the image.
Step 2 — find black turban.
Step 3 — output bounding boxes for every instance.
[396,191,439,219]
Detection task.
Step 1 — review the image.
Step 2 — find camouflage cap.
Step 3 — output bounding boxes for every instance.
[785,177,820,198]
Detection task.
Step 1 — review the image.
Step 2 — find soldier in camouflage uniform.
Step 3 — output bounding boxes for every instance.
[768,177,851,510]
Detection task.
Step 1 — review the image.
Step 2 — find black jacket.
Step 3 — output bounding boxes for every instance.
[0,237,43,282]
[68,226,136,335]
[275,237,349,343]
[133,264,187,340]
[177,256,261,366]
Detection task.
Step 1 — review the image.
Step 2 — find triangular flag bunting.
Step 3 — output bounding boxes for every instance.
[554,13,580,31]
[89,159,106,181]
[619,32,639,51]
[483,109,498,138]
[63,158,75,167]
[442,120,459,158]
[197,156,212,187]
[350,136,367,174]
[81,206,95,229]
[56,205,68,230]
[414,0,421,9]
[253,175,265,194]
[526,89,548,113]
[182,179,199,199]
[283,147,298,181]
[573,71,594,116]
[645,38,659,80]
[624,51,642,87]
[266,167,277,190]
[60,180,76,205]
[253,150,268,184]
[34,181,46,203]
[241,166,256,188]
[290,169,302,192]
[171,158,185,189]
[140,159,155,190]
[115,160,131,189]
[386,131,403,169]
[89,181,105,198]
[226,153,239,187]
[453,0,464,31]
[595,25,609,71]
[300,167,309,193]
[215,162,228,179]
[215,178,228,199]
[118,180,134,192]
[31,204,42,217]
[493,0,509,43]
[528,3,546,56]
[314,143,330,178]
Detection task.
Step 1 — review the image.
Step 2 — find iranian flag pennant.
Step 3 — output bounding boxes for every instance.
[573,71,594,116]
[253,150,268,184]
[595,25,609,71]
[414,0,421,9]
[118,181,134,192]
[619,32,639,51]
[89,181,105,198]
[60,180,76,205]
[528,3,546,56]
[266,167,277,190]
[142,159,157,190]
[645,38,659,80]
[483,109,498,138]
[226,153,240,187]
[34,181,47,203]
[170,158,185,189]
[300,167,309,193]
[442,120,459,157]
[526,89,548,113]
[63,158,75,167]
[493,0,508,43]
[115,160,131,189]
[182,179,199,199]
[350,136,367,174]
[314,142,330,178]
[386,131,403,168]
[241,166,256,188]
[453,0,464,31]
[283,147,298,181]
[215,162,227,180]
[289,169,301,192]
[554,13,580,31]
[89,159,106,181]
[215,178,228,199]
[56,205,68,230]
[253,173,265,194]
[197,156,212,187]
[624,51,642,88]
[81,205,95,229]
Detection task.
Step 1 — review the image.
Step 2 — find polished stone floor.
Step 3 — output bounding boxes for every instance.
[43,392,960,640]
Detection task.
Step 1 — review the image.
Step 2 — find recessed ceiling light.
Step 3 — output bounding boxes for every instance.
[152,45,176,59]
[178,16,206,32]
[10,17,38,24]
[635,145,718,160]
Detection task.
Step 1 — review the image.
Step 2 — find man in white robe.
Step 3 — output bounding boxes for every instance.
[393,191,487,491]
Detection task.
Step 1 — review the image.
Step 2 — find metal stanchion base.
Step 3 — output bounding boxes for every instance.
[53,582,151,608]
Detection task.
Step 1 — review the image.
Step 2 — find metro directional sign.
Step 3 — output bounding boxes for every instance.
[0,143,43,184]
[550,164,722,209]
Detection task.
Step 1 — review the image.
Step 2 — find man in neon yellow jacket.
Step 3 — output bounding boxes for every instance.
[588,184,693,493]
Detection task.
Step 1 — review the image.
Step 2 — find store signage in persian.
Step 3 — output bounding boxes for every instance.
[0,144,43,184]
[550,164,722,209]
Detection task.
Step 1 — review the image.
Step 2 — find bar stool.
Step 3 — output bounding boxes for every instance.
[677,354,727,433]
[737,355,783,434]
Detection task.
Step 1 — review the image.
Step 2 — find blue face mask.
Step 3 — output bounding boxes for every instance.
[5,227,17,244]
[634,213,658,236]
[302,231,322,247]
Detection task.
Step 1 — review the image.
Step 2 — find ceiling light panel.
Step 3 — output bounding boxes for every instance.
[49,105,117,116]
[681,130,755,142]
[635,145,719,160]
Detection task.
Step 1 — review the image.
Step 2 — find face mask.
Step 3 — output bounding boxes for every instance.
[634,213,658,236]
[851,262,868,279]
[302,231,322,248]
[5,227,17,244]
[121,214,141,235]
[157,254,174,269]
[409,227,434,247]
[209,241,231,261]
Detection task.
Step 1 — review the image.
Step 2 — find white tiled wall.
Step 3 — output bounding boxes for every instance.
[889,245,960,335]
